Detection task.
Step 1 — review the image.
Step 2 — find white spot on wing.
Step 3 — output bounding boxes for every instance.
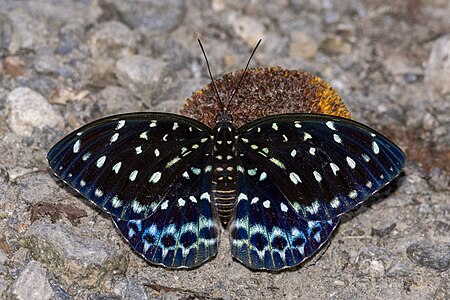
[135,146,142,154]
[309,147,316,155]
[280,203,288,212]
[140,132,148,140]
[154,149,160,157]
[110,132,119,143]
[362,153,370,162]
[259,172,267,181]
[330,163,340,175]
[326,121,337,130]
[191,167,201,175]
[263,200,271,208]
[303,132,312,141]
[178,198,185,207]
[372,141,380,154]
[166,156,181,168]
[289,172,302,184]
[95,188,103,197]
[305,200,320,214]
[330,197,340,208]
[112,162,122,173]
[272,123,278,131]
[161,200,169,210]
[291,149,297,157]
[149,171,162,183]
[111,196,122,208]
[333,134,342,143]
[269,157,286,169]
[96,156,106,168]
[82,152,91,161]
[73,140,81,153]
[349,190,358,199]
[251,197,259,204]
[172,122,179,130]
[346,156,356,169]
[237,193,248,202]
[116,120,125,130]
[313,171,322,182]
[129,170,138,181]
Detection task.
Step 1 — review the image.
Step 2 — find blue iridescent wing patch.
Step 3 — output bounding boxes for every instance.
[238,113,405,222]
[111,174,218,268]
[230,164,340,270]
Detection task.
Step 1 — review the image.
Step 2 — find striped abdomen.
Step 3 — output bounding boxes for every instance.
[211,119,238,226]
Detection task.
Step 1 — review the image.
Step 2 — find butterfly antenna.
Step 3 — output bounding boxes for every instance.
[225,39,262,111]
[198,39,224,111]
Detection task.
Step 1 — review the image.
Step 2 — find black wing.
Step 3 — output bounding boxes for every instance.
[237,113,405,221]
[48,112,219,268]
[47,112,213,221]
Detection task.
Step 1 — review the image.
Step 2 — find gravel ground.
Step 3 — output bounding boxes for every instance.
[0,1,449,299]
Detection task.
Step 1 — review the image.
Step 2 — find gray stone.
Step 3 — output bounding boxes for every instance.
[113,0,185,34]
[425,35,450,95]
[115,55,177,105]
[371,223,396,238]
[0,12,13,55]
[16,172,61,204]
[289,31,318,59]
[18,76,56,99]
[34,52,74,77]
[99,86,143,115]
[0,278,11,297]
[7,10,47,53]
[406,243,450,272]
[6,87,64,136]
[229,13,265,48]
[428,168,450,191]
[113,279,148,300]
[0,249,7,265]
[7,260,54,300]
[88,21,139,76]
[56,21,86,55]
[21,223,128,291]
[386,261,412,277]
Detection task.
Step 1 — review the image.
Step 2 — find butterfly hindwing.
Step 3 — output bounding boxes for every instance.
[47,113,212,220]
[238,113,405,221]
[230,162,339,270]
[111,172,219,268]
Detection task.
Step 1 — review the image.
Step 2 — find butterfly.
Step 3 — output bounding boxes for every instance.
[47,40,405,271]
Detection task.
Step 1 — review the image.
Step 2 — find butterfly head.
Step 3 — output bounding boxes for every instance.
[216,111,233,125]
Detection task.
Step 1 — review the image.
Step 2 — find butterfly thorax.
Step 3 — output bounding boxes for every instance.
[211,112,238,227]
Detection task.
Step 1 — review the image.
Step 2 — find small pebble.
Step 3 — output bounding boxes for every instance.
[6,87,64,136]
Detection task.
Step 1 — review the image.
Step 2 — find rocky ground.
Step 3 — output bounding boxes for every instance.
[0,0,449,299]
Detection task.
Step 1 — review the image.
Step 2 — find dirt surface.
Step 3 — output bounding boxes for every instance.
[0,1,449,299]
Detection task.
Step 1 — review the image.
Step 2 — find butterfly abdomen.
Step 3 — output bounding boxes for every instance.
[211,117,239,226]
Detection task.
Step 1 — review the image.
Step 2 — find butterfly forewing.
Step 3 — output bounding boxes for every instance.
[47,113,212,221]
[238,114,405,222]
[230,160,339,270]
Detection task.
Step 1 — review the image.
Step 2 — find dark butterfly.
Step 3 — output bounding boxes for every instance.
[47,41,405,271]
